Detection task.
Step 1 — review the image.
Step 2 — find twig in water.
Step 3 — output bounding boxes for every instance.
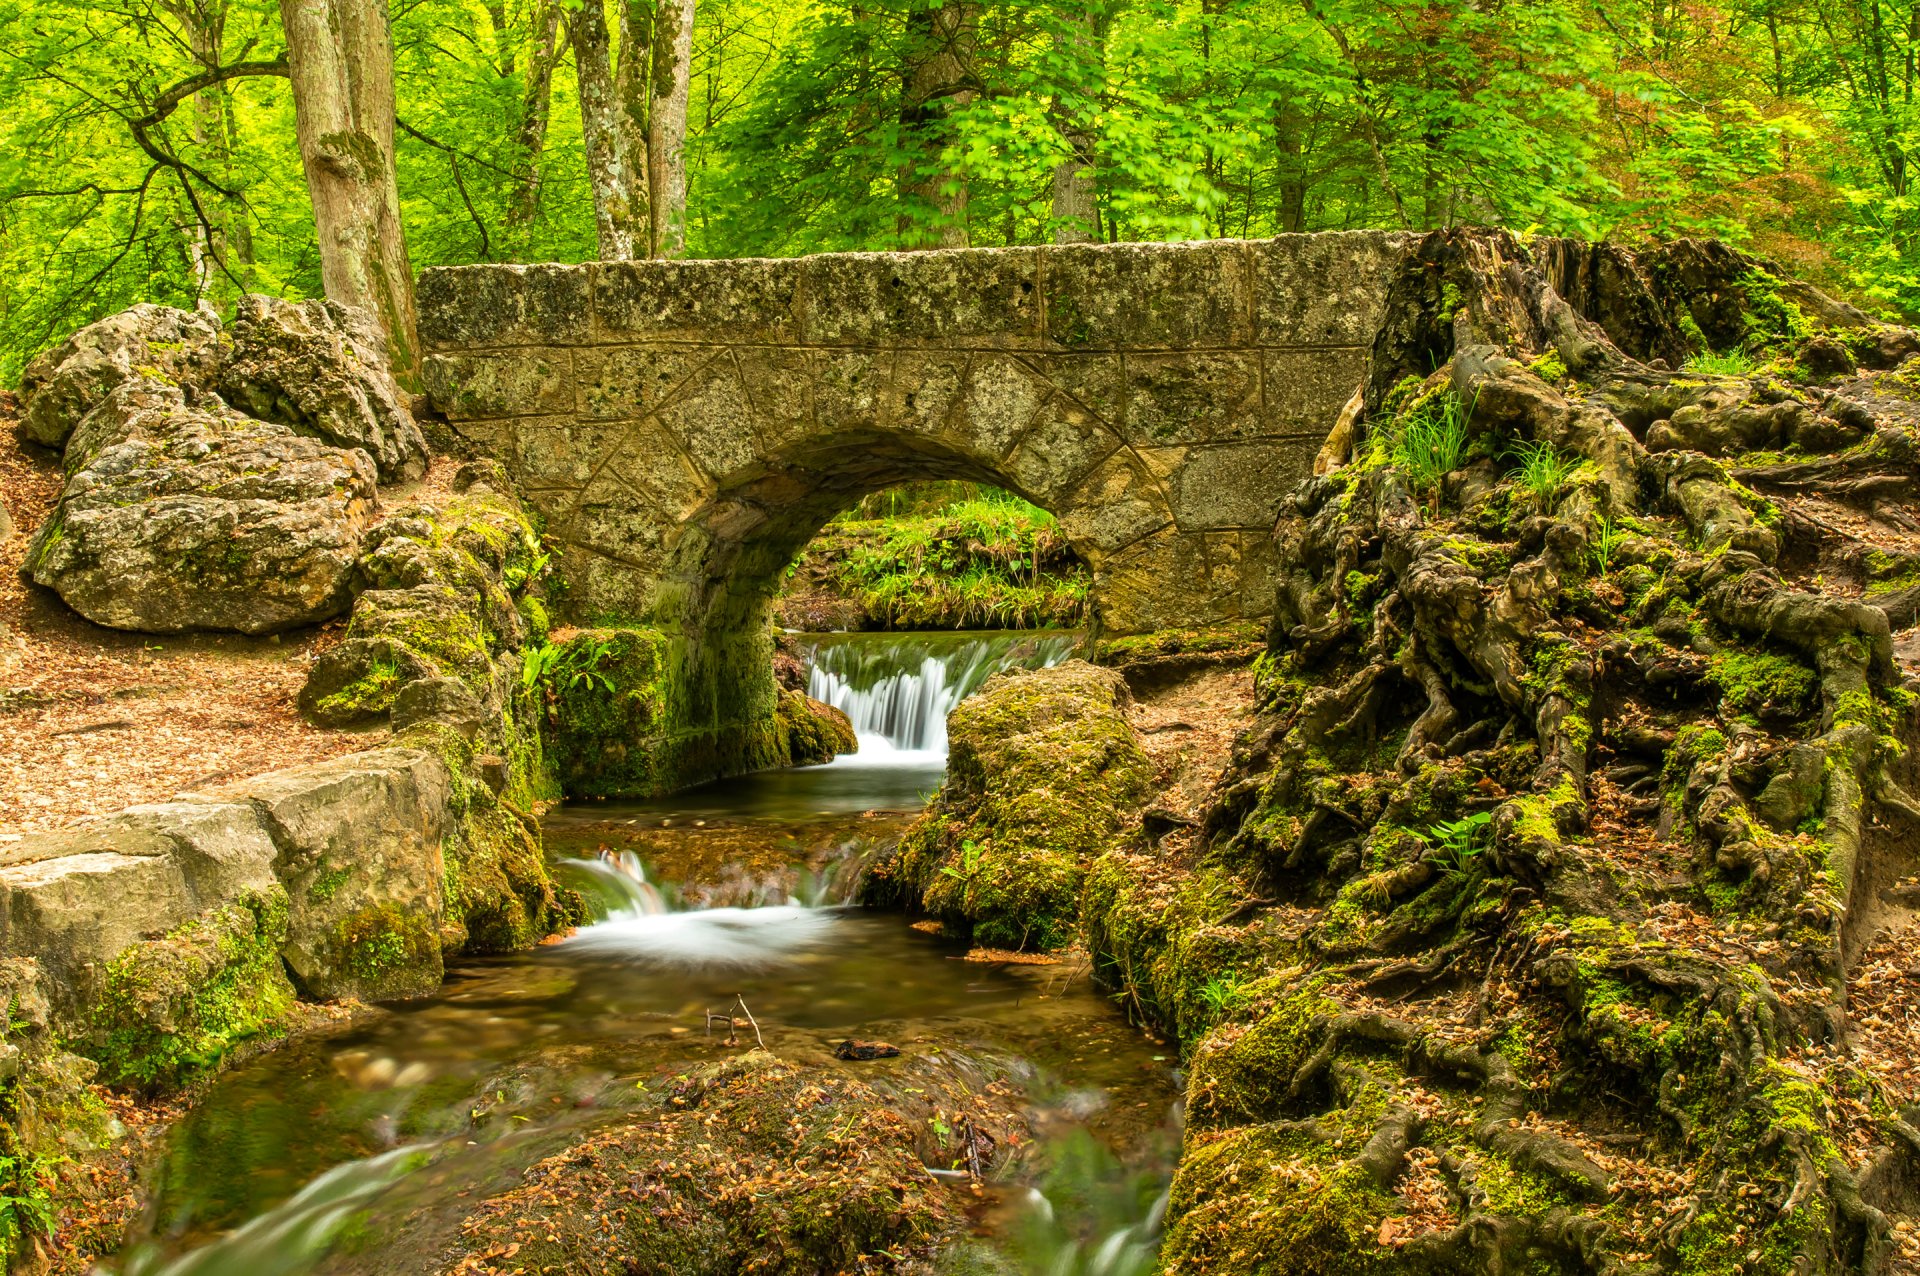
[733,995,765,1048]
[705,1009,737,1046]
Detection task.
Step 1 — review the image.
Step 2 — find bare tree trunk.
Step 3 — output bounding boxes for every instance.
[572,0,638,260]
[899,1,977,249]
[647,0,695,258]
[508,0,564,226]
[1047,5,1099,244]
[615,0,653,251]
[277,0,420,387]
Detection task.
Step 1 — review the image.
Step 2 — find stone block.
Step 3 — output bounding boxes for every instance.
[424,349,572,420]
[1261,347,1371,433]
[1094,528,1248,633]
[880,351,968,439]
[812,350,888,433]
[797,248,1040,346]
[574,345,712,420]
[1124,351,1262,445]
[417,264,592,350]
[1168,440,1318,530]
[1252,231,1408,347]
[1003,397,1124,506]
[1043,240,1251,350]
[201,748,454,1001]
[595,257,801,344]
[655,359,762,480]
[954,355,1052,460]
[0,852,196,1016]
[734,345,815,452]
[1058,451,1175,553]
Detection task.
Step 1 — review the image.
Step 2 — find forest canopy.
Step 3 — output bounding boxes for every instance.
[4,0,1920,383]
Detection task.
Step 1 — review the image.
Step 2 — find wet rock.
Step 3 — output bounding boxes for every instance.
[16,303,221,449]
[833,1039,901,1061]
[777,688,856,766]
[21,385,376,634]
[220,294,428,483]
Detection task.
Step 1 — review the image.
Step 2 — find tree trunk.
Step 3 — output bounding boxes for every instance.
[647,0,695,259]
[615,0,653,251]
[572,0,638,260]
[898,1,977,249]
[277,0,420,388]
[508,0,564,225]
[1047,6,1099,244]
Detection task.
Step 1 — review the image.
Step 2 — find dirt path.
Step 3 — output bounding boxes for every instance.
[0,418,467,837]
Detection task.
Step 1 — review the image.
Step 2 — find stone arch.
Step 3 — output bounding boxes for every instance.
[418,233,1409,779]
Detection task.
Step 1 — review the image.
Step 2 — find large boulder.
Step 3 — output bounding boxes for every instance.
[15,304,221,450]
[870,660,1152,949]
[220,295,429,483]
[21,386,376,634]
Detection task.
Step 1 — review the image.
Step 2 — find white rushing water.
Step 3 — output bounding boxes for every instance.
[803,631,1078,762]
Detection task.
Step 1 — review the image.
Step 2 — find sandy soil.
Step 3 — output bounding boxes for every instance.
[0,414,466,838]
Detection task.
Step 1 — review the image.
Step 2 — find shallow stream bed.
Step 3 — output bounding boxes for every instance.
[110,632,1176,1275]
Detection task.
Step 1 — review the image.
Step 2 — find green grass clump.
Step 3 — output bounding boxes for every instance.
[1682,349,1762,376]
[1507,440,1579,509]
[1387,390,1472,504]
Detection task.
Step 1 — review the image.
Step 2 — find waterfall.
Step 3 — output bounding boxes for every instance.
[561,850,669,919]
[802,631,1078,758]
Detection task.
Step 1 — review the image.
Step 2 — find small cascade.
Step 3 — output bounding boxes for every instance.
[803,631,1077,757]
[560,849,670,919]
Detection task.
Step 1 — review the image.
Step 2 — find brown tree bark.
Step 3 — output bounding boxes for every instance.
[646,0,695,259]
[898,1,977,249]
[277,0,420,388]
[572,0,639,260]
[507,0,564,226]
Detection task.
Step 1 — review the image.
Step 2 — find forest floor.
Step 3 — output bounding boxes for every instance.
[0,409,472,836]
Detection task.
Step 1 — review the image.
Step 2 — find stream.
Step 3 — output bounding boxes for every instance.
[109,630,1177,1276]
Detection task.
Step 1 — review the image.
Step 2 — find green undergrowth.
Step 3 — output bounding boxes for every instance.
[778,486,1090,630]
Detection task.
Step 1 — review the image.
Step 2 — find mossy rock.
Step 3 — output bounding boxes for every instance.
[874,661,1152,950]
[86,889,296,1092]
[1162,1126,1395,1275]
[539,627,677,798]
[440,1050,962,1273]
[775,688,856,766]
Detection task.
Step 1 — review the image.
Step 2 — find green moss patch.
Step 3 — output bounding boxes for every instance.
[87,890,296,1091]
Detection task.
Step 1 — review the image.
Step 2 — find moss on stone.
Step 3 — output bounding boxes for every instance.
[536,627,680,798]
[873,662,1152,950]
[1185,986,1338,1127]
[87,889,296,1091]
[329,901,442,1001]
[1161,1126,1393,1275]
[774,688,856,767]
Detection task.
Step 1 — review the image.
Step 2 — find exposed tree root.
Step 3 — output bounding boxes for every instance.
[1120,228,1920,1274]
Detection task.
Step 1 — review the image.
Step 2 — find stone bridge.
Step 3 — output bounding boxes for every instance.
[417,234,1405,775]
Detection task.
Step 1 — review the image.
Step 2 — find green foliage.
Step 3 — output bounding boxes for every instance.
[1507,440,1579,509]
[1683,349,1763,376]
[1387,390,1471,502]
[1427,810,1494,881]
[797,485,1089,630]
[10,0,1920,384]
[1591,516,1628,576]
